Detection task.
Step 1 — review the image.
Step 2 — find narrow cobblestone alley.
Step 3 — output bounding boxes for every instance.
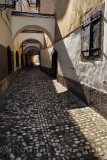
[0,67,107,160]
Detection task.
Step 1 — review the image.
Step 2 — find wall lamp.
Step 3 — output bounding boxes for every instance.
[0,0,19,11]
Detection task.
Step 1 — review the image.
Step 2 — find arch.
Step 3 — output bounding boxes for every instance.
[24,43,40,50]
[24,46,40,55]
[18,33,44,49]
[7,46,12,74]
[20,38,44,49]
[12,22,55,44]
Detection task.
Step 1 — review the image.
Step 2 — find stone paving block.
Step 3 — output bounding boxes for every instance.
[0,67,107,160]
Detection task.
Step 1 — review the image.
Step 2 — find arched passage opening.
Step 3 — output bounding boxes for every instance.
[24,46,40,67]
[18,31,45,49]
[24,46,40,54]
[13,25,54,45]
[20,39,43,50]
[19,39,42,68]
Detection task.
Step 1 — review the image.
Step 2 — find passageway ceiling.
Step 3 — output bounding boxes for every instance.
[20,38,43,50]
[24,46,40,55]
[18,32,44,49]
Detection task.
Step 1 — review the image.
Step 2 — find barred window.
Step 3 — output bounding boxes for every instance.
[81,11,102,60]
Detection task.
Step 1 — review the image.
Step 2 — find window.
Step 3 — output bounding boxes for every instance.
[7,46,12,74]
[16,51,19,67]
[81,11,102,60]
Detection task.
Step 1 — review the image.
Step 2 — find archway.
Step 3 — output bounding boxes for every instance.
[12,25,54,44]
[20,39,43,49]
[24,46,40,67]
[24,46,40,55]
[18,32,44,49]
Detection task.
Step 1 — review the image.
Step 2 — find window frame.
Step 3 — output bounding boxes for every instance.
[81,9,103,61]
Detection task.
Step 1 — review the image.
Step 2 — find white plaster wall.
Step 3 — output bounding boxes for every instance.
[18,33,44,48]
[54,25,107,93]
[40,47,54,68]
[11,16,55,43]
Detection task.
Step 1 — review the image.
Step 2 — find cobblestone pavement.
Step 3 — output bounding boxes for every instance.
[0,67,107,160]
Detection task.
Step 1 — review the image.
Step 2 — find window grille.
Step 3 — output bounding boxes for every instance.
[81,11,102,59]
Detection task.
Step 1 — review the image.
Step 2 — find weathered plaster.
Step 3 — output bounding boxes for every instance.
[40,47,54,68]
[0,11,12,48]
[18,33,44,48]
[40,0,104,41]
[53,26,107,93]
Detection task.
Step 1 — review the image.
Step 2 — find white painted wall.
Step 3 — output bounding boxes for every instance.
[40,46,54,68]
[18,33,44,48]
[11,16,55,43]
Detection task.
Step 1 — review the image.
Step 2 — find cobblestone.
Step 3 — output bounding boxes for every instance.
[0,67,107,160]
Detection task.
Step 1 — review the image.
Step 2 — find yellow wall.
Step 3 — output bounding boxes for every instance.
[0,10,12,49]
[40,0,104,41]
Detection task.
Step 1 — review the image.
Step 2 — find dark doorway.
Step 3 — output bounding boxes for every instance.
[7,46,12,74]
[21,53,24,66]
[52,50,58,78]
[16,51,19,68]
[25,54,27,67]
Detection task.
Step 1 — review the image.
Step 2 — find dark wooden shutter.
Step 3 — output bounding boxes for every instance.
[82,11,101,58]
[90,11,101,56]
